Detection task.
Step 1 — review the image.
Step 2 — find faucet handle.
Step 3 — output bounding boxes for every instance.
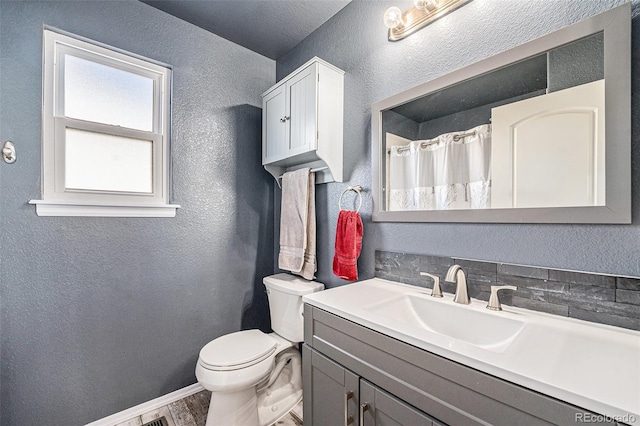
[487,285,517,311]
[419,272,443,298]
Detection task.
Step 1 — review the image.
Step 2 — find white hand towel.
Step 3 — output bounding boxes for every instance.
[278,168,316,280]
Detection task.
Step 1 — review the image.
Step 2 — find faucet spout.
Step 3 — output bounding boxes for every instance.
[445,265,470,304]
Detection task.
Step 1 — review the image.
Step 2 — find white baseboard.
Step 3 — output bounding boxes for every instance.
[85,383,205,426]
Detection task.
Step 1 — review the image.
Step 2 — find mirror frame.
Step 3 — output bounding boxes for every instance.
[371,3,630,224]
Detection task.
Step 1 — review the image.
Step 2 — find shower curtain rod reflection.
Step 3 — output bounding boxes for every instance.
[387,130,478,154]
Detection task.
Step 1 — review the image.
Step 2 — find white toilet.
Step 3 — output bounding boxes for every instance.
[195,273,324,426]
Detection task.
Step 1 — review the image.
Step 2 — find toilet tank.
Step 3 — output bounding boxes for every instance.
[263,274,324,342]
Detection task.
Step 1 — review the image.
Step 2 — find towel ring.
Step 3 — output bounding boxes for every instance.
[339,185,363,212]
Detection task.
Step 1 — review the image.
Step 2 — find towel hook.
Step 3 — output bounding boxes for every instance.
[339,185,363,212]
[2,141,16,164]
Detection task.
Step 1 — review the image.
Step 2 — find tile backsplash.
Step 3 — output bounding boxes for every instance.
[374,250,640,331]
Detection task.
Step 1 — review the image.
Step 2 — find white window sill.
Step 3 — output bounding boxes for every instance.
[28,200,181,217]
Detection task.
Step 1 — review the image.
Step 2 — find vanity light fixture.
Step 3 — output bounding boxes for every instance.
[384,0,472,41]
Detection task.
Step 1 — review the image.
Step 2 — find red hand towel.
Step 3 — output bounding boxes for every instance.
[333,210,363,281]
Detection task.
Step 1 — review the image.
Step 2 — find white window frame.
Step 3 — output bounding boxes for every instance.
[30,29,180,217]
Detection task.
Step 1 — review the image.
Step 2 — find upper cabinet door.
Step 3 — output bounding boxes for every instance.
[287,64,317,157]
[262,64,317,164]
[262,83,288,164]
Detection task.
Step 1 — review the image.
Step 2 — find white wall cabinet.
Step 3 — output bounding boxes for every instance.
[261,57,344,184]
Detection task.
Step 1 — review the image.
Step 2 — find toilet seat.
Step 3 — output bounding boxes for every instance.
[199,330,277,371]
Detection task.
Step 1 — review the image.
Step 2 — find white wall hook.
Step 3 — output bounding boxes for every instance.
[2,140,16,164]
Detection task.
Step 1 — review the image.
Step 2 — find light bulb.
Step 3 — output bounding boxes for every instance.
[414,0,439,11]
[383,6,404,29]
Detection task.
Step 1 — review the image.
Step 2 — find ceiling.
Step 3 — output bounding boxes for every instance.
[140,0,352,60]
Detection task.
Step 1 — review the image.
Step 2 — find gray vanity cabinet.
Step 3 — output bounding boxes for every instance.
[303,345,360,426]
[360,380,441,426]
[303,345,439,426]
[303,304,618,426]
[302,308,444,426]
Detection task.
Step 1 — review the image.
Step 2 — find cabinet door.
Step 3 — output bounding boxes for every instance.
[303,345,359,426]
[360,380,439,426]
[286,64,317,157]
[262,83,288,164]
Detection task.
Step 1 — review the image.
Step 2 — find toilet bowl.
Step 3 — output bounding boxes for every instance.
[196,274,324,426]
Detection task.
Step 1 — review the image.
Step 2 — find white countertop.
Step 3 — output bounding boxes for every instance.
[303,278,640,425]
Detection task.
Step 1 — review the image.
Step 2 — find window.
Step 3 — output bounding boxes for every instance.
[30,29,179,217]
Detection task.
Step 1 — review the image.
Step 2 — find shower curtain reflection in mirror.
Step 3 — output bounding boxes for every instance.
[387,124,491,211]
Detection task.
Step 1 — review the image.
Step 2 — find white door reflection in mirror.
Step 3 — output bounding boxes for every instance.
[491,80,605,209]
[385,132,411,209]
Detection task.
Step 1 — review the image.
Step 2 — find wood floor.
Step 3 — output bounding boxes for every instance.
[115,390,303,426]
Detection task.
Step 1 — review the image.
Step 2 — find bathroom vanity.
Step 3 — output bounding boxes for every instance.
[302,279,639,426]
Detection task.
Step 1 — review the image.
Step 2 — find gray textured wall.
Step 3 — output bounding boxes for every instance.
[0,1,275,425]
[276,0,640,288]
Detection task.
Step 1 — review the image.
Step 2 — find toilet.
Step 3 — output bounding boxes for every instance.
[195,273,324,426]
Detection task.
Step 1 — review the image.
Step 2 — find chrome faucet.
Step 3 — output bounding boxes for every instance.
[445,264,470,304]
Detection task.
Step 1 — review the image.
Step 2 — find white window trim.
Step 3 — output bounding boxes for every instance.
[30,29,180,217]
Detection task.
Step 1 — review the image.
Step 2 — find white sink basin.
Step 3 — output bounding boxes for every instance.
[303,278,640,425]
[364,294,526,351]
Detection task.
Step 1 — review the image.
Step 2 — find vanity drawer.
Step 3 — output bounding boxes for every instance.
[304,304,616,426]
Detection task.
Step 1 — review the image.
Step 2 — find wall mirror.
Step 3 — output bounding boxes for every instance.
[371,4,630,223]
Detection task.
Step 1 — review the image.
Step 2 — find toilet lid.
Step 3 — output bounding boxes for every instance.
[199,330,277,371]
